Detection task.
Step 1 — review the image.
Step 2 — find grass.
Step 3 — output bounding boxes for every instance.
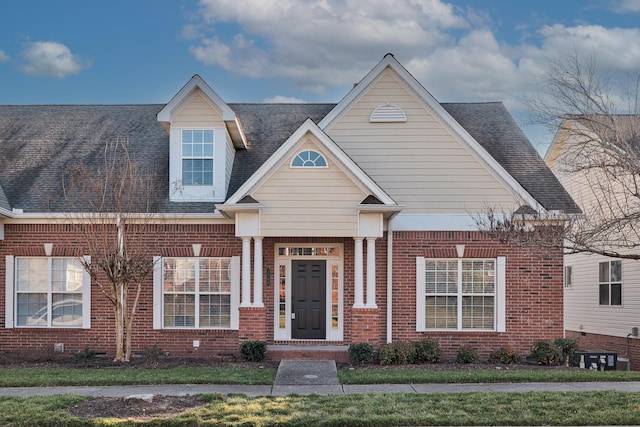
[2,363,640,387]
[3,391,640,426]
[338,365,640,384]
[0,366,277,387]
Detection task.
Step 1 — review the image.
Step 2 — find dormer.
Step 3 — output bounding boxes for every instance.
[158,75,247,203]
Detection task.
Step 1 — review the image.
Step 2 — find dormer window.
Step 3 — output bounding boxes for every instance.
[182,130,214,186]
[291,150,327,168]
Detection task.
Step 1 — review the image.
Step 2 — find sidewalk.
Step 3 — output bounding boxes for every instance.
[3,359,640,398]
[2,381,640,398]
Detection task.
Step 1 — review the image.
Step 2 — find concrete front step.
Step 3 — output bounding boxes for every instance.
[267,345,349,363]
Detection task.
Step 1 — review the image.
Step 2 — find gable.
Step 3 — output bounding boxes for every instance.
[173,91,225,128]
[326,69,525,215]
[252,136,368,237]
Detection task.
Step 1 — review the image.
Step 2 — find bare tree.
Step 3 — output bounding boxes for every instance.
[478,50,640,260]
[63,136,159,361]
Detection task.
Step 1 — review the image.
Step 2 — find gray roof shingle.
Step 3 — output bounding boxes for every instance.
[0,102,578,215]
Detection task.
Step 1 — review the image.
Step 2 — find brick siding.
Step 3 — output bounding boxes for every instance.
[0,225,563,362]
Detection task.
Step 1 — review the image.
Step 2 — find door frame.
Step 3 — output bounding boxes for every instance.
[273,243,343,341]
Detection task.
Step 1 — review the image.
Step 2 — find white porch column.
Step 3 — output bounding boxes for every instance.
[253,237,264,307]
[366,237,377,308]
[353,237,365,308]
[241,237,252,307]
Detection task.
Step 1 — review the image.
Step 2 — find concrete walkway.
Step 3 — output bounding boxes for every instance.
[2,381,640,398]
[2,360,640,397]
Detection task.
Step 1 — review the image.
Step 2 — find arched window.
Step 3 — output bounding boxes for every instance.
[291,150,327,168]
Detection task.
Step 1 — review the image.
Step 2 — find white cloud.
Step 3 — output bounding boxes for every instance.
[186,0,640,119]
[613,0,640,13]
[189,0,469,92]
[21,41,85,78]
[0,50,9,62]
[263,95,307,103]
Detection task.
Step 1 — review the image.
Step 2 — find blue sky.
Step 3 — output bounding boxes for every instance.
[1,0,639,154]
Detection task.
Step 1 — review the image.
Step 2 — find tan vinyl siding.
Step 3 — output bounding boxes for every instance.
[253,138,364,237]
[327,70,520,214]
[173,91,225,128]
[565,251,640,338]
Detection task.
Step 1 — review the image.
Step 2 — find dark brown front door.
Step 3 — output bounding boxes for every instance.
[291,260,326,339]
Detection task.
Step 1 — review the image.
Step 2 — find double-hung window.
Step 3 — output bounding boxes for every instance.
[5,256,91,328]
[599,260,622,306]
[182,130,213,186]
[154,257,240,329]
[416,257,505,332]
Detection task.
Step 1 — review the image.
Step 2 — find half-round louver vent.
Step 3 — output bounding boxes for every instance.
[369,104,407,122]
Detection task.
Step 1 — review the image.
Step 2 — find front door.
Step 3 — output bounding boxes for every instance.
[291,260,326,339]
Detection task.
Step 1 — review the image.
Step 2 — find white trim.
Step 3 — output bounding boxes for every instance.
[152,256,162,330]
[154,256,240,330]
[274,243,344,341]
[496,256,506,332]
[319,54,546,213]
[393,214,478,231]
[415,256,425,331]
[416,257,504,332]
[0,221,3,240]
[5,255,14,328]
[82,256,91,329]
[230,256,240,329]
[158,75,236,123]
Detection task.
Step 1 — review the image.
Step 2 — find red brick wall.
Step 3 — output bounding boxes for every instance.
[0,225,564,362]
[0,223,243,359]
[391,230,564,360]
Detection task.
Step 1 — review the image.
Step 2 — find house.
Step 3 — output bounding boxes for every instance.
[0,54,579,362]
[546,115,640,370]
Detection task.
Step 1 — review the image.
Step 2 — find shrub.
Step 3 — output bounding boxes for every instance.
[530,339,562,365]
[488,347,521,364]
[412,339,442,364]
[554,338,580,366]
[348,342,374,365]
[240,340,267,362]
[77,346,96,360]
[378,342,414,365]
[456,345,480,364]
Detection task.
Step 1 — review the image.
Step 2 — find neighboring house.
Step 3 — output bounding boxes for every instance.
[546,116,640,369]
[0,54,578,362]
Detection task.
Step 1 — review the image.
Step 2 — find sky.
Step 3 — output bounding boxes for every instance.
[1,0,640,155]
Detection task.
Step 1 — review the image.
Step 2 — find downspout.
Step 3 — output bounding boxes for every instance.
[386,217,394,343]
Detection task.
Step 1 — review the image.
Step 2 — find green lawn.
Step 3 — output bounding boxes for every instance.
[3,391,640,426]
[1,364,639,387]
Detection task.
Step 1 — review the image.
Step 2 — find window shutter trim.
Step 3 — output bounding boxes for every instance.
[82,256,91,329]
[496,256,506,332]
[152,256,162,330]
[5,255,14,328]
[415,256,425,331]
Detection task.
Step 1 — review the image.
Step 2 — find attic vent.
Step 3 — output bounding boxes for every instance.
[370,104,407,122]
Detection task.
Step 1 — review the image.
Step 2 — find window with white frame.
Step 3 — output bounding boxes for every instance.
[182,130,214,186]
[157,257,239,329]
[416,257,505,332]
[599,260,622,306]
[7,256,91,328]
[564,265,573,289]
[291,150,327,168]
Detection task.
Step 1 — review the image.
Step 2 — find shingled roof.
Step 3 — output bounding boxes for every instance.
[442,102,580,214]
[0,102,578,215]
